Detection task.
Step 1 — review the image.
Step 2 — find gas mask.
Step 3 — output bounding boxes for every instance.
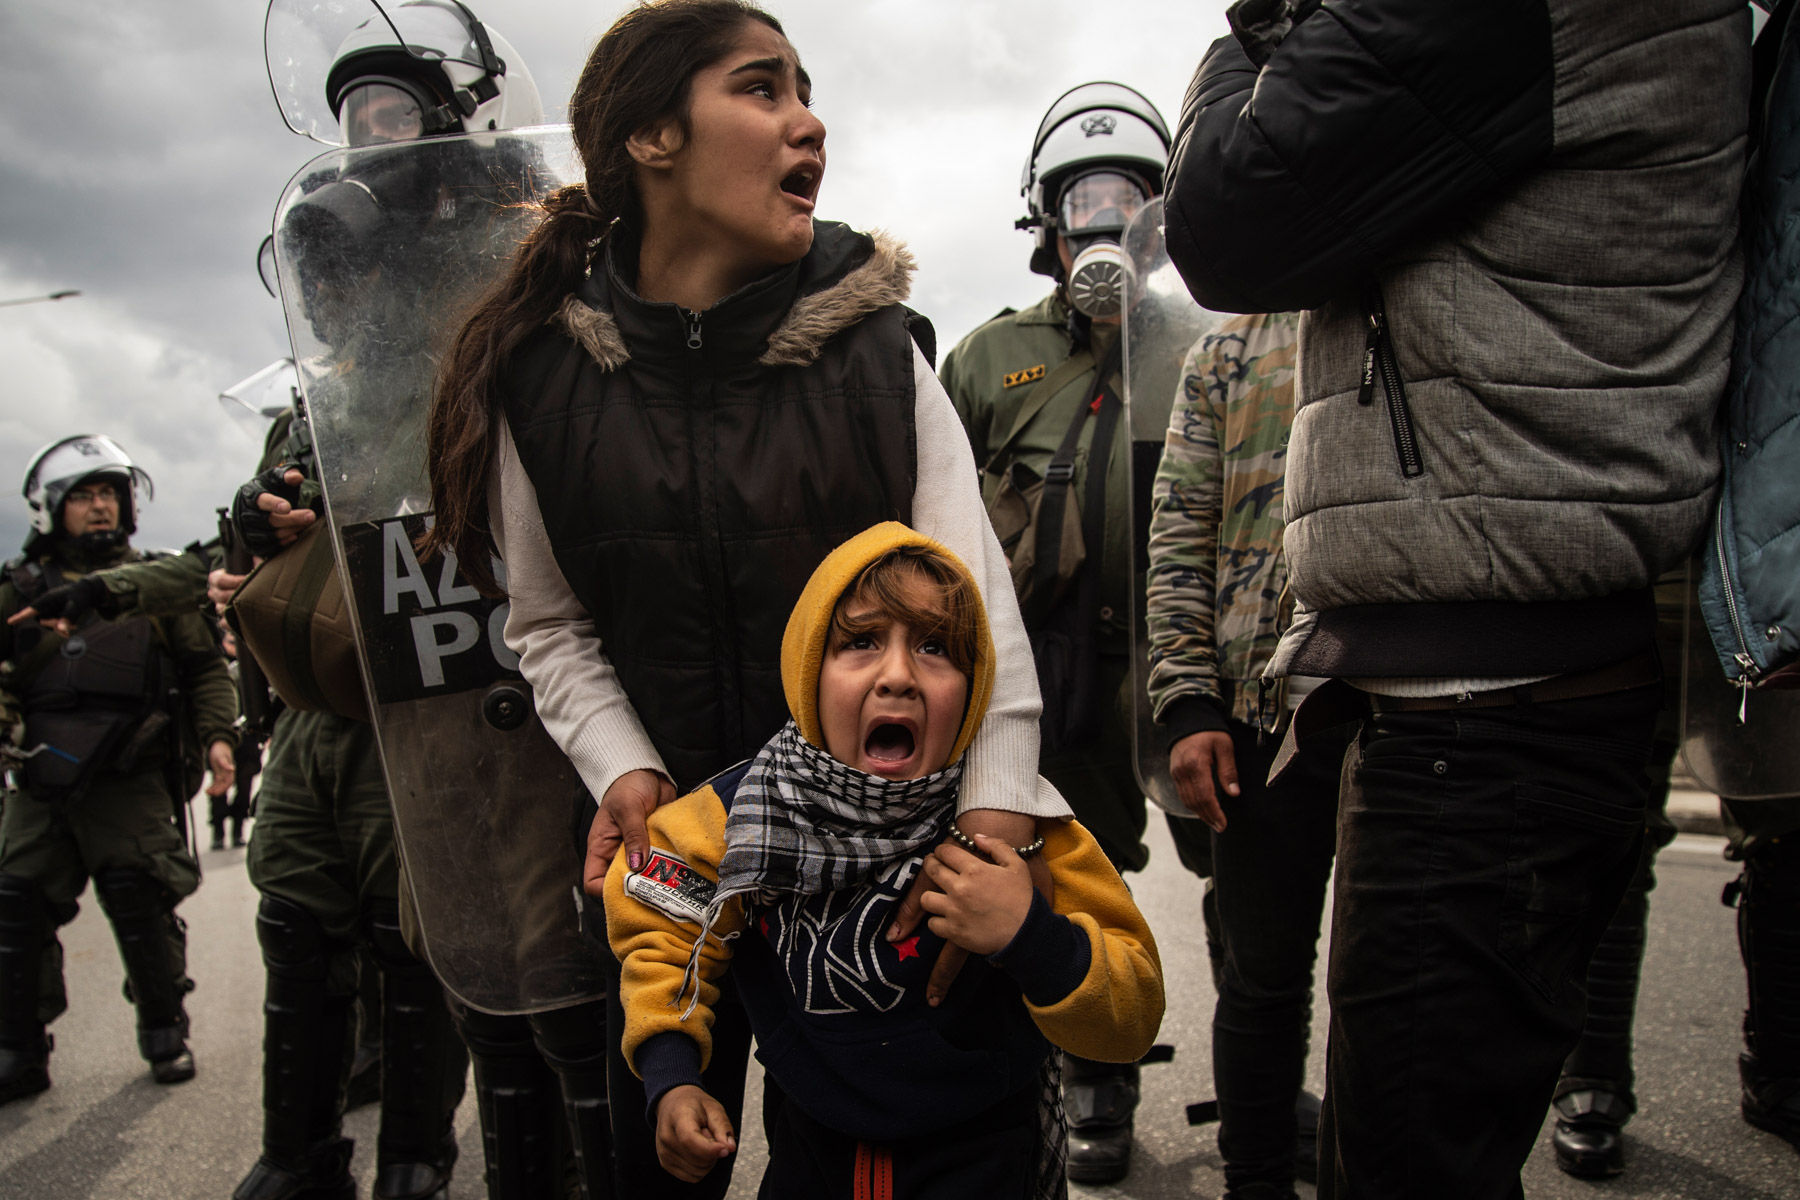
[1057,170,1151,320]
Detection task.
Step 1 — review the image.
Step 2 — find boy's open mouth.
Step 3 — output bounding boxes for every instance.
[864,722,916,765]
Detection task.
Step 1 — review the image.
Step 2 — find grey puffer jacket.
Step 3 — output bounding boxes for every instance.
[1166,0,1751,679]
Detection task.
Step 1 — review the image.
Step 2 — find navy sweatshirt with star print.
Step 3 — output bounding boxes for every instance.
[608,764,1166,1142]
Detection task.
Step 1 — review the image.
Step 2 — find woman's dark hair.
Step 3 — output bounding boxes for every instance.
[421,0,784,593]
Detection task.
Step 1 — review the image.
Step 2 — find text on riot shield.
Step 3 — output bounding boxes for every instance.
[340,514,519,704]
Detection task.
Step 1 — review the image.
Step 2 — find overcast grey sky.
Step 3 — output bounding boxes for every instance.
[0,0,1231,554]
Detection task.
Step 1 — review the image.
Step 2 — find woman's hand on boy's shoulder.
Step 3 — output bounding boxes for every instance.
[655,1084,737,1183]
[918,836,1037,959]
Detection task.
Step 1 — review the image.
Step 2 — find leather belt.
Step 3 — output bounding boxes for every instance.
[1366,648,1662,714]
[1269,649,1663,785]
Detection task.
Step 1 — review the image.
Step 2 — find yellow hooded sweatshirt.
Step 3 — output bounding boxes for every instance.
[606,522,1163,1141]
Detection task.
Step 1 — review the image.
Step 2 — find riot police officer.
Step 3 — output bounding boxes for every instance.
[939,82,1210,1185]
[0,436,237,1103]
[227,6,609,1200]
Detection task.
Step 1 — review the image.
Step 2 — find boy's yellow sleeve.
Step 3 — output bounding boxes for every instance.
[603,786,745,1077]
[1023,819,1166,1063]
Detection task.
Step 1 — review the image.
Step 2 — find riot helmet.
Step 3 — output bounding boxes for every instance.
[21,435,154,552]
[266,0,542,147]
[266,2,543,344]
[1018,82,1170,318]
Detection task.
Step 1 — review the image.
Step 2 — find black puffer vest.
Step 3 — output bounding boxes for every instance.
[502,222,925,790]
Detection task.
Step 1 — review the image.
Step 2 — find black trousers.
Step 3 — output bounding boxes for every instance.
[1316,684,1660,1200]
[1211,718,1342,1191]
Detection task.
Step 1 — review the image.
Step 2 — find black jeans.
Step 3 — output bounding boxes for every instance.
[1211,719,1342,1192]
[1316,684,1660,1200]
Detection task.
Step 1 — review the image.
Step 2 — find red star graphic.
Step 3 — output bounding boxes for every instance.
[759,915,771,938]
[894,936,920,962]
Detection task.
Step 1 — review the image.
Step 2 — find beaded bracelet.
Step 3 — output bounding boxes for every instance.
[946,822,1046,860]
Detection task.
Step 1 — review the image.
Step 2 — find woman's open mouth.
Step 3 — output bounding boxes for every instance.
[780,162,821,206]
[863,721,917,767]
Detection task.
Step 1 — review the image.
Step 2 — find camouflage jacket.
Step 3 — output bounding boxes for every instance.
[1145,311,1299,733]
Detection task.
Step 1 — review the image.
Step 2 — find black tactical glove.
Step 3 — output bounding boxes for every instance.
[26,574,119,623]
[231,464,320,559]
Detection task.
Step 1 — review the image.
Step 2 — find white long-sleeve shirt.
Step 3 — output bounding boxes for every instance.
[487,342,1070,819]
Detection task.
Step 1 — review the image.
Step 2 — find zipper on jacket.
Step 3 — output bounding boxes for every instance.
[1358,286,1425,479]
[1713,514,1760,723]
[681,307,704,351]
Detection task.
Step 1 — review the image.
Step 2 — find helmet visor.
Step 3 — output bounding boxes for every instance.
[265,0,494,144]
[341,81,428,145]
[1059,171,1150,236]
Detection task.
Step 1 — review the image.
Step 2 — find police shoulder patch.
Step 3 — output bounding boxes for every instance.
[1003,364,1047,389]
[625,848,717,926]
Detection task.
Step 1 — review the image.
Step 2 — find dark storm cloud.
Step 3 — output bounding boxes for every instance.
[0,0,1227,556]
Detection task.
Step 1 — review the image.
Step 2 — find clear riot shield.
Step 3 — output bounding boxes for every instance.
[273,126,602,1014]
[1122,199,1225,818]
[1681,591,1800,801]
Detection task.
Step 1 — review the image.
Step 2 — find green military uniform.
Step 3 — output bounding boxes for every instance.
[78,408,465,1192]
[238,408,403,968]
[0,537,235,1067]
[942,292,1210,877]
[92,412,400,955]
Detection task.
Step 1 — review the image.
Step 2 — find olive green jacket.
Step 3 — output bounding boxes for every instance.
[941,293,1131,653]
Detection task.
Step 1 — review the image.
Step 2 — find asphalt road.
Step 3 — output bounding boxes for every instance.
[1,818,1794,1198]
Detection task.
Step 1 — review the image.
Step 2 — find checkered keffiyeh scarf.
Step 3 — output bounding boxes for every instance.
[676,719,961,1015]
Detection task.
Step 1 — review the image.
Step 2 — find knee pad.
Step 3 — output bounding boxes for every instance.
[93,868,167,919]
[256,895,331,978]
[361,898,425,975]
[1748,835,1800,903]
[0,874,47,932]
[526,999,610,1068]
[452,1005,538,1060]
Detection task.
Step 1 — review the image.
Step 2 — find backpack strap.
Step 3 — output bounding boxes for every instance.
[1030,338,1122,603]
[984,350,1097,476]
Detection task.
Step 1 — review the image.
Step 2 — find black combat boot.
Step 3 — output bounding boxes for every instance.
[93,868,195,1084]
[0,874,52,1105]
[1221,1185,1298,1200]
[233,896,357,1200]
[1064,1054,1138,1184]
[1734,835,1800,1153]
[533,999,615,1200]
[456,1006,580,1199]
[366,901,467,1200]
[1550,1085,1632,1178]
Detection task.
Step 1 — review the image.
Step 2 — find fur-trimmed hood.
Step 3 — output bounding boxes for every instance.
[555,221,916,371]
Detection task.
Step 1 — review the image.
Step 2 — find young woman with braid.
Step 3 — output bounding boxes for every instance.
[422,2,1068,1192]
